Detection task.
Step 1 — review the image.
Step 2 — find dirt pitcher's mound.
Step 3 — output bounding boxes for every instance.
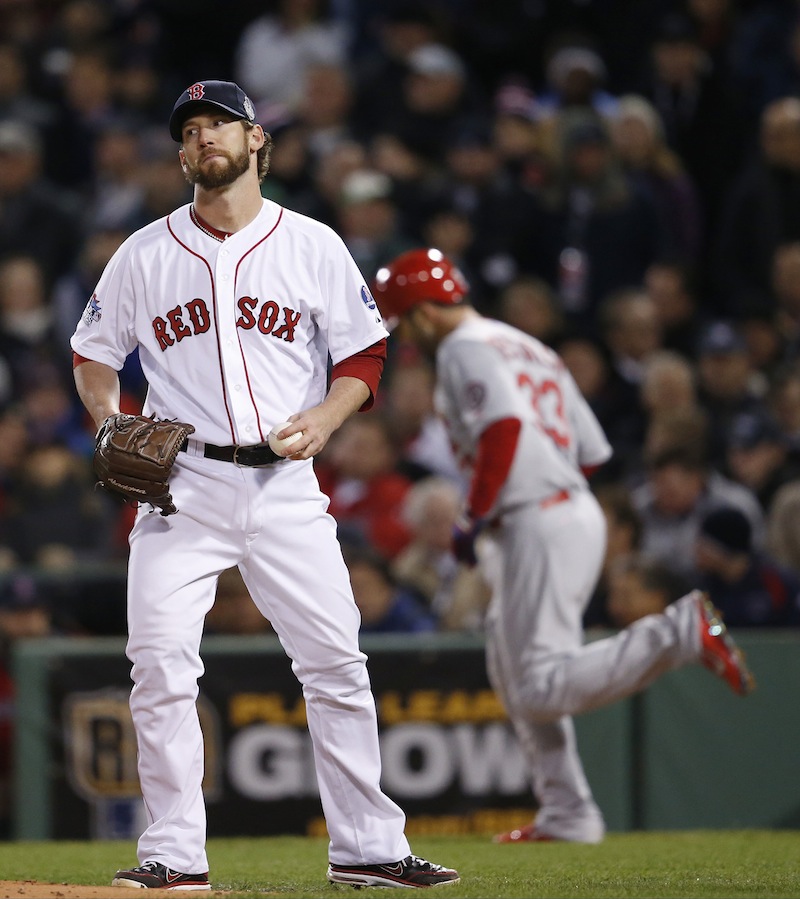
[0,883,239,898]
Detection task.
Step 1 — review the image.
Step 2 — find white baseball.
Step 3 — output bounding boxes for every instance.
[268,421,303,456]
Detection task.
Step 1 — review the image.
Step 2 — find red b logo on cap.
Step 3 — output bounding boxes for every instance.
[188,83,205,100]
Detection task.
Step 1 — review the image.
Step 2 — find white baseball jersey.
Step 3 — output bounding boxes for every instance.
[434,316,612,514]
[71,198,388,445]
[439,318,704,845]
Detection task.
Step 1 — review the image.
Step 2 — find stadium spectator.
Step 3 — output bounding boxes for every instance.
[766,479,800,577]
[631,440,766,582]
[0,40,57,137]
[639,11,745,267]
[695,320,768,467]
[769,240,800,365]
[334,167,416,282]
[642,258,705,360]
[712,96,800,318]
[0,440,116,568]
[350,4,443,140]
[491,81,551,192]
[44,48,120,192]
[414,197,482,309]
[595,287,664,477]
[724,409,800,513]
[635,350,701,480]
[134,129,194,226]
[537,42,618,119]
[368,41,488,169]
[205,567,275,637]
[0,406,28,524]
[767,361,800,455]
[496,275,565,347]
[683,0,742,86]
[381,356,462,485]
[640,350,698,425]
[295,60,358,162]
[232,0,351,113]
[0,119,84,287]
[694,505,800,626]
[0,254,61,397]
[610,93,704,266]
[519,108,665,329]
[315,412,414,560]
[258,119,318,214]
[342,540,438,634]
[642,405,711,477]
[391,475,491,632]
[302,137,369,227]
[81,116,145,232]
[17,360,93,455]
[605,552,689,629]
[417,117,536,307]
[730,0,800,126]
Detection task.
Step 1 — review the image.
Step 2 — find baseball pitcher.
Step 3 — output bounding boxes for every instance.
[71,81,459,890]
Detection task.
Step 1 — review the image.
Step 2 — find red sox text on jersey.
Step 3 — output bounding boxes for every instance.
[151,296,301,350]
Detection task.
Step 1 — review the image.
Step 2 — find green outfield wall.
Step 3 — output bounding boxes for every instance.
[11,631,800,840]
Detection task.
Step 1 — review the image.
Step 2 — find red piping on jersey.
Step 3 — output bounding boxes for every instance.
[468,416,521,519]
[167,212,236,443]
[234,208,284,441]
[331,339,386,411]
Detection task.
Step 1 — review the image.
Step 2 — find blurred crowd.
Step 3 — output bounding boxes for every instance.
[1,0,800,659]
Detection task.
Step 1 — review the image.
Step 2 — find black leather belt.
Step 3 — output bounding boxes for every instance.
[180,439,280,466]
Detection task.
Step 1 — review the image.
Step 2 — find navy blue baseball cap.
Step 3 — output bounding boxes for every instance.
[169,80,257,142]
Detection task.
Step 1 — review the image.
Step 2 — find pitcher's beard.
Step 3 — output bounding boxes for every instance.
[187,148,250,189]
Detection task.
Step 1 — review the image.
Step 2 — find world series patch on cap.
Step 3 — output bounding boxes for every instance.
[169,80,256,142]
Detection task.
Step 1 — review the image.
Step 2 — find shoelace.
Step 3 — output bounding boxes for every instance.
[408,856,445,872]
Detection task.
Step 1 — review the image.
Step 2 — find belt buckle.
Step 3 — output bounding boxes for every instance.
[232,445,245,467]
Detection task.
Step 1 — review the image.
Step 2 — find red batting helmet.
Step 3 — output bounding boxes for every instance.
[372,248,469,329]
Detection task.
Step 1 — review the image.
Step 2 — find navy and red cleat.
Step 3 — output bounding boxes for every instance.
[493,823,557,843]
[697,592,756,696]
[327,854,460,888]
[111,861,210,891]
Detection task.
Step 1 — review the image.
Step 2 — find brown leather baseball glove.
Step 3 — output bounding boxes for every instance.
[93,413,195,516]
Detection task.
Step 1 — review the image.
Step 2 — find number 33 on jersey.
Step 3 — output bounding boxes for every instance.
[435,317,611,510]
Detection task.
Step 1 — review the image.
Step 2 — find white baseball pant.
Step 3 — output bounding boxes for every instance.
[483,489,699,842]
[125,453,410,873]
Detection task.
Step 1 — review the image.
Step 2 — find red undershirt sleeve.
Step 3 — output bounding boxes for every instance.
[468,417,521,519]
[73,352,91,367]
[330,338,387,411]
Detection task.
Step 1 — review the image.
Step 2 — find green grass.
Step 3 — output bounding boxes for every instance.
[0,832,798,897]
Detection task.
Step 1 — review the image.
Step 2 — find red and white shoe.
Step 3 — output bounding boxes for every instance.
[697,593,755,696]
[493,823,557,843]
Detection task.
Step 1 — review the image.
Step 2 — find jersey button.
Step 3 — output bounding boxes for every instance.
[234,384,241,391]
